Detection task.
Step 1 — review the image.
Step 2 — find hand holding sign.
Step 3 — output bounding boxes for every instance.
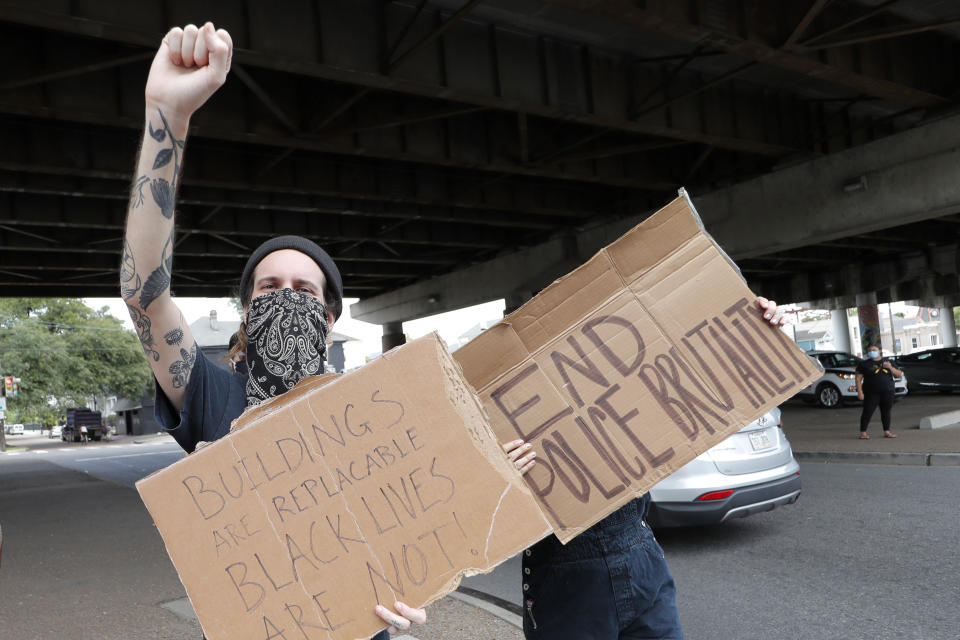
[503,440,537,475]
[756,297,788,326]
[375,601,427,633]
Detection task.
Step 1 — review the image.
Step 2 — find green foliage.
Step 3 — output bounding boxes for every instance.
[0,298,152,425]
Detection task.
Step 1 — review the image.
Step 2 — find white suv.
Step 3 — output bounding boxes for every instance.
[796,350,908,408]
[648,407,801,528]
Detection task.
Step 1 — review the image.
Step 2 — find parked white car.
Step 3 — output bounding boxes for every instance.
[796,350,908,408]
[648,407,800,528]
[4,423,24,435]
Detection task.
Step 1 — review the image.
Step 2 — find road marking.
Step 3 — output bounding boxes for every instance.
[76,451,185,462]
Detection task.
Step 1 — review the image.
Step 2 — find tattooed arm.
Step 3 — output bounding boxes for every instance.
[121,23,233,411]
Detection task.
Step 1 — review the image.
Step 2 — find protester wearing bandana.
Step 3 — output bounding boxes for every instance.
[121,22,425,638]
[124,20,790,640]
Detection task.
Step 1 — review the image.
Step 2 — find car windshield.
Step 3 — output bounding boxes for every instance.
[833,354,861,367]
[818,353,860,367]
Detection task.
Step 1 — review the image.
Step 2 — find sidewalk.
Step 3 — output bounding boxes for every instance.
[781,393,960,465]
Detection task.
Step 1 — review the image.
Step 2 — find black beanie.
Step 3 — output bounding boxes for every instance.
[239,235,343,319]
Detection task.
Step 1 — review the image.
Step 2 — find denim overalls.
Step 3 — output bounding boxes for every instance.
[521,495,683,639]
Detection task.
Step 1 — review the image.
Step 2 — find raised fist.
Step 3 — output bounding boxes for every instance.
[145,22,233,120]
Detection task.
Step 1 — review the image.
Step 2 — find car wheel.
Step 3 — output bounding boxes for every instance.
[816,383,842,408]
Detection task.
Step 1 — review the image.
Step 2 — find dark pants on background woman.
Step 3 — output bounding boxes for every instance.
[860,389,894,433]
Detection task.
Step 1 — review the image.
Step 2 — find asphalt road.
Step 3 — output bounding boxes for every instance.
[7,437,959,640]
[31,438,186,488]
[661,462,960,640]
[464,462,960,640]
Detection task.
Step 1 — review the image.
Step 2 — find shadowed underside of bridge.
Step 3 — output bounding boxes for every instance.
[2,0,960,316]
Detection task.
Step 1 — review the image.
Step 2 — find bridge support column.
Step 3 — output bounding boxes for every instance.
[831,309,852,353]
[504,291,533,316]
[857,304,882,354]
[940,308,957,348]
[381,321,406,352]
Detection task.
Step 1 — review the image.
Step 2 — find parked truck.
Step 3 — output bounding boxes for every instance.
[61,408,104,442]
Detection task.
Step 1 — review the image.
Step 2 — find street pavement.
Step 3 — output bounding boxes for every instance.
[1,392,958,639]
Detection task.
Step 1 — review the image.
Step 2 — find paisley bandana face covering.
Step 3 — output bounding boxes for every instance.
[244,288,329,406]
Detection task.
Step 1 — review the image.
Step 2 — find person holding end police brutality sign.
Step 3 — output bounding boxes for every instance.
[120,23,424,637]
[502,296,788,640]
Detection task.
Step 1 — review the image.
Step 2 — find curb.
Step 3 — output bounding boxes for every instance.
[795,451,960,467]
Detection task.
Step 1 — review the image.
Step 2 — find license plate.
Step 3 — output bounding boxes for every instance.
[749,430,773,451]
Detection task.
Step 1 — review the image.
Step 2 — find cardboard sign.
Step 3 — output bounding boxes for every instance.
[137,335,550,640]
[453,191,822,542]
[138,191,820,639]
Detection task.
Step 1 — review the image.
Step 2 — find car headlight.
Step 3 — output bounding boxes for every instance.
[836,372,855,380]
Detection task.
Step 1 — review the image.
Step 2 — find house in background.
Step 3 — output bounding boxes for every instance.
[190,310,242,372]
[112,389,160,436]
[792,306,954,356]
[793,327,832,352]
[891,307,948,354]
[453,319,499,351]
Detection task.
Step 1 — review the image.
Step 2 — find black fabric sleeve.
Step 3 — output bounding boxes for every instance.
[153,349,231,453]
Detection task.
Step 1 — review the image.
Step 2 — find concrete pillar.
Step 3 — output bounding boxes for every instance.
[504,291,534,316]
[940,307,958,347]
[381,321,406,352]
[856,304,881,354]
[831,309,852,353]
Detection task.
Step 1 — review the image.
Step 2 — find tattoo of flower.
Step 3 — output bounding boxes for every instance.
[126,304,159,362]
[169,343,197,389]
[120,239,142,301]
[146,109,185,220]
[150,178,174,219]
[148,121,166,143]
[164,327,184,346]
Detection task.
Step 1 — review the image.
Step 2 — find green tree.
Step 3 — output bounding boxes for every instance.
[0,298,152,425]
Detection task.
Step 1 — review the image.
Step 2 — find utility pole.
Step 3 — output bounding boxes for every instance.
[888,303,898,355]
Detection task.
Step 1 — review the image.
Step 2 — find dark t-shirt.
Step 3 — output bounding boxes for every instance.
[856,358,896,394]
[154,350,248,453]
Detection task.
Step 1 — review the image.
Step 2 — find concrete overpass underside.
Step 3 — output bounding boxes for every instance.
[1,1,960,318]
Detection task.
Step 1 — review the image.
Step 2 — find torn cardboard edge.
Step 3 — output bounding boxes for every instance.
[136,190,821,639]
[137,333,550,640]
[454,191,823,542]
